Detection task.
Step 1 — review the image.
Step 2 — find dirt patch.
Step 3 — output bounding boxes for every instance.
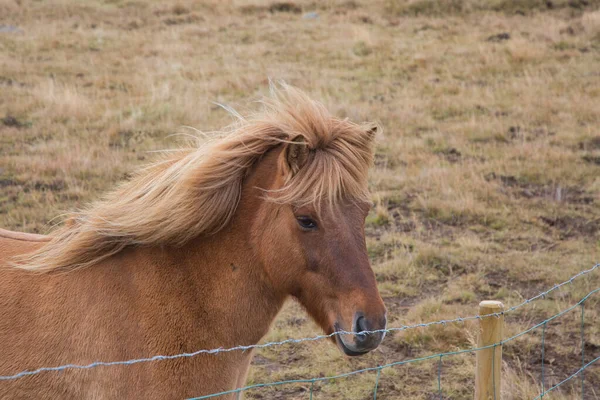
[383,296,420,316]
[0,178,65,192]
[368,239,410,263]
[487,32,510,42]
[30,180,66,192]
[483,269,512,290]
[435,147,462,163]
[385,0,598,18]
[582,154,600,165]
[579,137,600,151]
[386,202,418,233]
[269,2,302,13]
[1,115,28,129]
[373,152,406,168]
[379,339,418,359]
[0,178,19,188]
[171,4,189,15]
[499,235,556,252]
[539,215,599,239]
[387,195,461,238]
[108,130,151,148]
[162,13,204,26]
[503,126,556,142]
[368,198,459,241]
[0,76,26,87]
[240,1,302,15]
[250,386,307,399]
[365,197,418,241]
[487,173,595,204]
[483,269,556,300]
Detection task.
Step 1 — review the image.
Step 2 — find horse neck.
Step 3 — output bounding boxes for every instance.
[158,159,286,347]
[159,220,285,347]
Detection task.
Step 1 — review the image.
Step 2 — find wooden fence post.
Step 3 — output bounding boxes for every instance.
[475,300,504,400]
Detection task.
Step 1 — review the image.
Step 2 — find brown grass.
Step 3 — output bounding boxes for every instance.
[1,0,599,398]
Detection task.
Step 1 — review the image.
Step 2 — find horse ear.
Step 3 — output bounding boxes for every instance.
[284,136,309,176]
[365,124,379,141]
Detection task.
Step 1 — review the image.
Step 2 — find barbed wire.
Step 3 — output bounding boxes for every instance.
[0,263,598,382]
[187,286,599,399]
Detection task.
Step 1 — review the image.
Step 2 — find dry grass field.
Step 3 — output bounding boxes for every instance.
[1,0,600,398]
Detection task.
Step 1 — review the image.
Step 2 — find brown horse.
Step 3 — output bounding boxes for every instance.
[0,85,386,399]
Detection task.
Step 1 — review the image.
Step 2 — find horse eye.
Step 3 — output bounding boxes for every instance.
[296,216,318,230]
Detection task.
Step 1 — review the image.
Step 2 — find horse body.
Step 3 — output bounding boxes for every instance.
[0,229,264,399]
[0,86,386,399]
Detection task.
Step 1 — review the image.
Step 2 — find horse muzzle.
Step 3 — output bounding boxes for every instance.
[334,312,386,356]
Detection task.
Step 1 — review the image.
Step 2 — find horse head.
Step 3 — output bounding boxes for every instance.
[240,117,387,356]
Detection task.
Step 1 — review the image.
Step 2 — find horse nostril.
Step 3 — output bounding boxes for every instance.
[354,315,369,342]
[355,316,367,333]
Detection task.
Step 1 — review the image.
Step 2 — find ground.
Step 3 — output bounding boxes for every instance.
[1,0,599,399]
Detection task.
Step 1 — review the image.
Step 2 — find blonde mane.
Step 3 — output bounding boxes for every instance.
[15,85,376,271]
